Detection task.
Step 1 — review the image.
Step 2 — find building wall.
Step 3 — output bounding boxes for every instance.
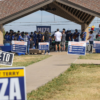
[0,0,44,19]
[68,0,100,13]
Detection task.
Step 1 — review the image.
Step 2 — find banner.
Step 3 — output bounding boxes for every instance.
[12,41,27,53]
[68,41,86,55]
[93,41,100,49]
[39,42,49,50]
[37,26,51,33]
[0,51,14,66]
[0,67,26,100]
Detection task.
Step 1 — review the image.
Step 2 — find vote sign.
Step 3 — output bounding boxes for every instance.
[0,67,26,100]
[93,41,100,49]
[12,41,27,53]
[0,51,14,66]
[39,42,49,50]
[68,41,86,55]
[37,26,51,33]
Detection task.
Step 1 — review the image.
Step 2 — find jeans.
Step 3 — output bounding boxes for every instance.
[82,38,86,41]
[32,47,35,49]
[45,42,50,53]
[89,41,93,52]
[27,45,30,54]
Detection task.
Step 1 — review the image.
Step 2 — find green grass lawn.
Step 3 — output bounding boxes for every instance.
[0,55,51,67]
[79,53,100,60]
[27,64,100,100]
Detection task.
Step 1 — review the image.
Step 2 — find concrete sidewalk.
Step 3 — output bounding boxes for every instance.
[73,59,100,64]
[26,52,79,93]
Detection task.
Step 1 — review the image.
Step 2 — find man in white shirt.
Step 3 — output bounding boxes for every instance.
[54,29,62,52]
[87,31,94,53]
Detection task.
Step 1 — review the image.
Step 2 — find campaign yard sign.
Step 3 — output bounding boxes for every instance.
[93,41,100,49]
[0,67,26,100]
[39,42,49,50]
[12,41,27,53]
[37,26,51,33]
[68,41,86,55]
[0,51,14,66]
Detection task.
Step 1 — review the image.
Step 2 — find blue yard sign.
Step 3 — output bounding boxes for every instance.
[37,26,51,33]
[0,67,26,100]
[11,41,27,53]
[39,42,49,50]
[93,41,100,49]
[68,41,86,55]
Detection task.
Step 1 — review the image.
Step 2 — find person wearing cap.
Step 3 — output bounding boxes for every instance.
[73,29,80,42]
[87,31,94,53]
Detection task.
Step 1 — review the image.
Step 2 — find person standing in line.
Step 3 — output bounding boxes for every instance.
[61,29,66,51]
[73,29,80,42]
[65,31,69,42]
[43,31,50,55]
[30,32,33,39]
[33,31,37,48]
[17,33,23,41]
[37,31,43,48]
[69,30,73,41]
[24,32,30,54]
[80,29,87,41]
[37,31,43,42]
[54,29,62,52]
[8,33,12,41]
[12,33,15,40]
[5,32,9,41]
[30,38,35,49]
[87,31,94,53]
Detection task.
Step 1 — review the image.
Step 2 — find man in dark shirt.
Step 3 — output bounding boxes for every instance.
[30,32,33,38]
[30,38,35,49]
[33,31,37,48]
[37,31,43,42]
[43,31,50,54]
[69,30,73,41]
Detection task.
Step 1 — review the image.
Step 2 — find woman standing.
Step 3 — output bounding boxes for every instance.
[61,29,66,51]
[43,31,50,55]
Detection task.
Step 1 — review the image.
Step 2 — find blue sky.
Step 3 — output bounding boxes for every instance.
[4,11,100,32]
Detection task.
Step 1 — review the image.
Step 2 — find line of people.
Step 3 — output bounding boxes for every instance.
[4,28,87,54]
[53,28,87,52]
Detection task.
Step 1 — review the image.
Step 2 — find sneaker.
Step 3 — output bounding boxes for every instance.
[48,53,50,55]
[59,51,61,52]
[44,53,46,55]
[55,51,58,52]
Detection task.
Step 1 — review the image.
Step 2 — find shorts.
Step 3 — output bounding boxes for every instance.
[61,42,65,46]
[55,41,61,45]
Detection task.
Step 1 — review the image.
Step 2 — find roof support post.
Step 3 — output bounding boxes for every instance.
[0,25,4,45]
[81,24,89,40]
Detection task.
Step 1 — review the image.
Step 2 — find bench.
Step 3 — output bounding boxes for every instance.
[29,49,45,54]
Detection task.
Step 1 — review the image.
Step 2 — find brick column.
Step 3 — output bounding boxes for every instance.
[0,25,4,45]
[81,24,89,40]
